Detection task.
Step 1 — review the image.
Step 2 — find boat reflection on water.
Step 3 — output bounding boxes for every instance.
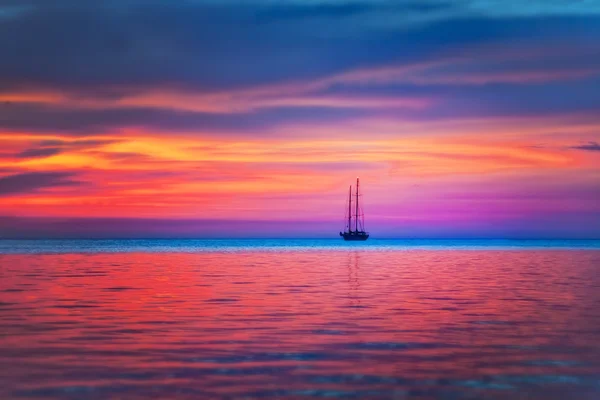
[347,251,361,308]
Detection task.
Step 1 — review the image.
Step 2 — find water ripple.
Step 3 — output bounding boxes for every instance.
[1,249,599,399]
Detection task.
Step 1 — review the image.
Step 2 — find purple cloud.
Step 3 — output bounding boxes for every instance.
[0,171,80,196]
[570,141,600,152]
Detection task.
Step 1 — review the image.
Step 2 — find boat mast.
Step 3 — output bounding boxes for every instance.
[348,185,352,232]
[355,177,359,232]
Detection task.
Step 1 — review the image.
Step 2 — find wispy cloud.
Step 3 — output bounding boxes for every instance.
[570,141,600,152]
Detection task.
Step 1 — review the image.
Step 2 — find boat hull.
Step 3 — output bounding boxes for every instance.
[340,232,369,241]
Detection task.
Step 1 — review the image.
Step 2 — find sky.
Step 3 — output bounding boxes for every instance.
[0,0,599,238]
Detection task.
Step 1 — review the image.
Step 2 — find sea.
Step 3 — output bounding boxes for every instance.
[1,239,599,399]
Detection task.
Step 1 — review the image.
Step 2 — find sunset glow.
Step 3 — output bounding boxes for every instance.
[0,1,598,238]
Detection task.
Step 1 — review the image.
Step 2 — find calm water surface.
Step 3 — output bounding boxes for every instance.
[1,244,599,399]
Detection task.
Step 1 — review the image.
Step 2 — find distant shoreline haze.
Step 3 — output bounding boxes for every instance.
[0,216,599,240]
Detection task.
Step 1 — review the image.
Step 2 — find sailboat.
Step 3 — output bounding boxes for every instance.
[340,177,369,241]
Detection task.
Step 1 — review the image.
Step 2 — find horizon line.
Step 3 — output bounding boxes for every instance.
[2,237,599,241]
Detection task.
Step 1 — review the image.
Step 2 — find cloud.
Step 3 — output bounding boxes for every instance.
[0,0,596,139]
[12,139,118,158]
[16,147,62,158]
[570,141,600,152]
[0,171,81,196]
[1,0,598,95]
[0,216,345,239]
[0,0,598,239]
[0,102,382,134]
[4,79,600,135]
[0,17,597,135]
[0,87,431,114]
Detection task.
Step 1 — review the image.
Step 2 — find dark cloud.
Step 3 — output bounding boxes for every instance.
[0,0,598,95]
[37,139,66,147]
[0,171,80,196]
[2,1,389,91]
[0,103,379,135]
[570,141,600,152]
[321,76,600,119]
[12,140,118,161]
[0,1,598,136]
[2,81,600,135]
[16,147,62,158]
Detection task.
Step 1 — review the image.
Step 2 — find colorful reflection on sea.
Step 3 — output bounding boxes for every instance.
[1,250,599,399]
